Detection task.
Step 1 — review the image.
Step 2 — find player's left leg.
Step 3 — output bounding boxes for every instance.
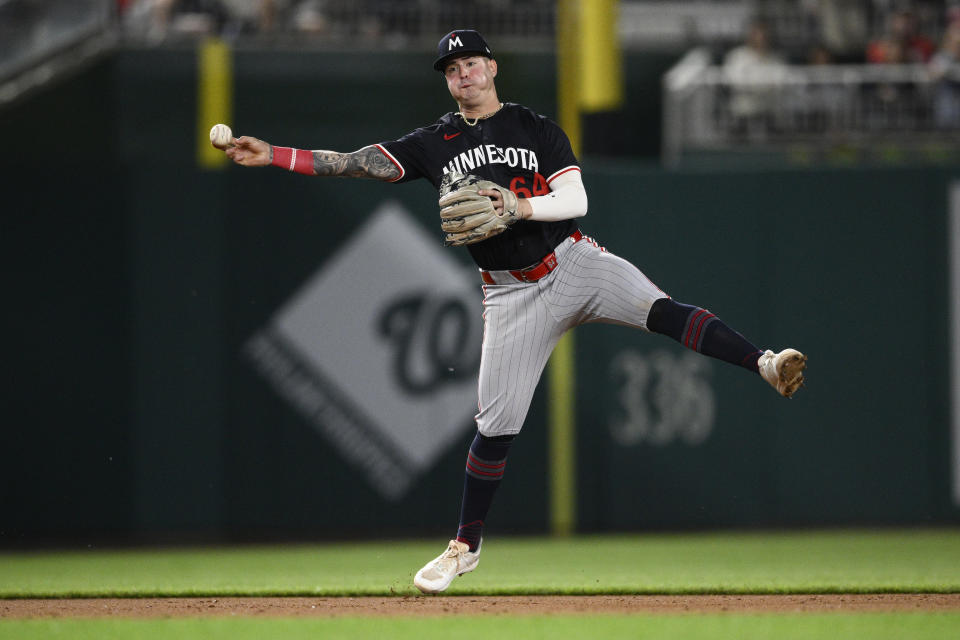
[645,298,806,397]
[557,235,805,397]
[645,298,763,373]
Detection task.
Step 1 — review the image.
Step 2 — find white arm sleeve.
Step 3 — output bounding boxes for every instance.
[525,169,588,222]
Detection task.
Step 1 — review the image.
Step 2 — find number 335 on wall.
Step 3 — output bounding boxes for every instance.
[608,349,716,447]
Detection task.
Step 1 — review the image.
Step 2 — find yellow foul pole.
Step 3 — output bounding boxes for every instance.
[550,0,622,537]
[550,0,580,538]
[197,37,233,169]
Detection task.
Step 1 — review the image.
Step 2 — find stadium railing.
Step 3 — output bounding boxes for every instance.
[662,47,960,167]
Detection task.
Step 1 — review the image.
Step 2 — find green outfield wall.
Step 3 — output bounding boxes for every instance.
[1,47,957,544]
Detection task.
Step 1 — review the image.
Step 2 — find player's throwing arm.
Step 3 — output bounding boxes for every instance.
[215,127,400,181]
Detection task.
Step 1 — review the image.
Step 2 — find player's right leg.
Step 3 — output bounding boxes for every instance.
[413,539,482,594]
[414,280,563,594]
[413,430,513,594]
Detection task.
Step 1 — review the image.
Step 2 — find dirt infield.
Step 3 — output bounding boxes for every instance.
[3,594,960,619]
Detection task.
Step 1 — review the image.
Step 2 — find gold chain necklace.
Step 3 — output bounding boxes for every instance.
[456,102,504,126]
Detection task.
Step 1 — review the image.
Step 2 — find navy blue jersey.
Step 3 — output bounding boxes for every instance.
[376,103,580,271]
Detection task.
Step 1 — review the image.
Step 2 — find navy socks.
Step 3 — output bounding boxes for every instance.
[647,298,762,373]
[456,432,514,551]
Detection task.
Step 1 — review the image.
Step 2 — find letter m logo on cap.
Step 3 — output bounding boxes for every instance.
[448,34,463,50]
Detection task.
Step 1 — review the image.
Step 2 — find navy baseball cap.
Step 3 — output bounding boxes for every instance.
[433,29,494,71]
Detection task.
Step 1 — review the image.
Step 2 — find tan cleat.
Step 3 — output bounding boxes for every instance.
[758,348,807,398]
[414,539,481,594]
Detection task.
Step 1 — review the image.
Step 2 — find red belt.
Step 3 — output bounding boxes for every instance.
[481,230,583,285]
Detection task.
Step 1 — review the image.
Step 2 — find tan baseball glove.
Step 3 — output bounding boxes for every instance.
[438,173,520,246]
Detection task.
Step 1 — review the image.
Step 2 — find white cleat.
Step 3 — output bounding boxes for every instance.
[758,348,807,398]
[413,539,481,594]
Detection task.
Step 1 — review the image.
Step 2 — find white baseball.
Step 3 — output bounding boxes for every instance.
[209,123,233,149]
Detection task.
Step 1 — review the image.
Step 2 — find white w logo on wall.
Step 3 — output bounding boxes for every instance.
[245,202,482,499]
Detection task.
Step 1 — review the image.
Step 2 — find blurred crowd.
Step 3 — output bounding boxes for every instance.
[116,0,328,38]
[112,1,960,75]
[718,2,956,68]
[106,0,960,134]
[717,1,960,131]
[114,0,553,41]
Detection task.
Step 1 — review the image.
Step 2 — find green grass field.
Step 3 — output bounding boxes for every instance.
[2,529,959,597]
[4,614,960,640]
[2,529,959,639]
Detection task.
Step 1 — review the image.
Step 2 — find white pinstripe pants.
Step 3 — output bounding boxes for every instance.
[475,234,669,436]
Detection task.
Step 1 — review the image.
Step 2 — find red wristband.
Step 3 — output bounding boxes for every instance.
[270,146,314,175]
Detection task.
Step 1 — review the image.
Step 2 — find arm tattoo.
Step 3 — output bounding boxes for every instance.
[312,146,400,181]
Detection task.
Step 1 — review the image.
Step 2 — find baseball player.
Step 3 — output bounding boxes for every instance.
[223,29,806,594]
